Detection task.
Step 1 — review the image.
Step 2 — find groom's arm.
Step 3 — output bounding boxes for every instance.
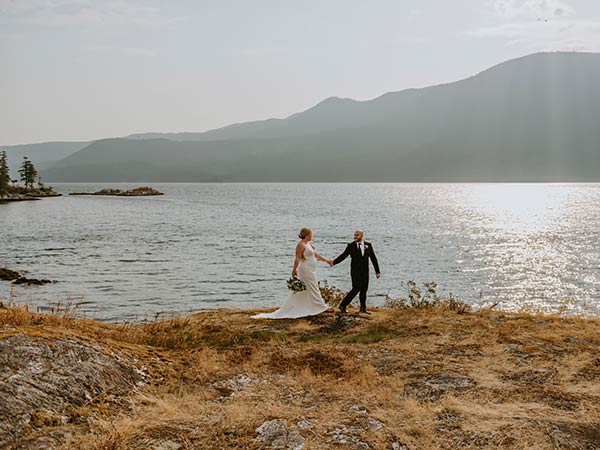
[333,244,351,266]
[369,245,381,276]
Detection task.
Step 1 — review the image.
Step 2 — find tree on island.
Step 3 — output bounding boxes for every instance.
[18,156,38,190]
[0,150,10,200]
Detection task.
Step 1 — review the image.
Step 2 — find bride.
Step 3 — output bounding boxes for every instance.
[252,227,333,319]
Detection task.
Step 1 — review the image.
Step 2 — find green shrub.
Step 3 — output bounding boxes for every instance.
[385,281,470,313]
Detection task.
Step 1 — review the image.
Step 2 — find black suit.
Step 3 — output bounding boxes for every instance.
[333,241,380,311]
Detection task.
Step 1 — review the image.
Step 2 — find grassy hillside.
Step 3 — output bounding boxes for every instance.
[1,302,599,449]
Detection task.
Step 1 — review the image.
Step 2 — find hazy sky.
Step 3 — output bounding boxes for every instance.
[2,0,600,145]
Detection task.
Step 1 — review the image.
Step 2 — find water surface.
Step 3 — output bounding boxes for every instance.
[1,183,598,321]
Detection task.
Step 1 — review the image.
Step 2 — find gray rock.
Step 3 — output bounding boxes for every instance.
[255,419,305,449]
[253,326,284,333]
[391,443,409,450]
[212,373,255,397]
[0,334,146,449]
[403,372,476,400]
[505,343,523,352]
[356,417,384,431]
[349,404,368,415]
[154,440,182,450]
[295,418,315,430]
[285,390,307,400]
[328,427,370,449]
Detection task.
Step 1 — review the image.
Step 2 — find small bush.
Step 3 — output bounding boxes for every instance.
[318,280,344,307]
[385,281,470,313]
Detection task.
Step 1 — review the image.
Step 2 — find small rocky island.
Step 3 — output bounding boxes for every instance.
[69,186,164,196]
[1,154,61,203]
[0,186,62,203]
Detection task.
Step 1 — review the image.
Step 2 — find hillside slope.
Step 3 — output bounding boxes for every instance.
[43,52,600,182]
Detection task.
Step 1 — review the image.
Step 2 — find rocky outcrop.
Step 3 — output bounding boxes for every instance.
[0,268,54,286]
[403,372,477,400]
[0,187,61,203]
[69,186,163,196]
[0,268,21,281]
[254,419,305,450]
[0,334,147,449]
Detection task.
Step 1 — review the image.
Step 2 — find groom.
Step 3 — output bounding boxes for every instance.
[333,230,381,314]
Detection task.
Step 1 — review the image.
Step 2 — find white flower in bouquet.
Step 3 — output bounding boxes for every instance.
[287,277,306,292]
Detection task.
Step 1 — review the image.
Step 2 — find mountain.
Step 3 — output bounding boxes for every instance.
[2,141,90,177]
[42,52,600,182]
[126,118,284,142]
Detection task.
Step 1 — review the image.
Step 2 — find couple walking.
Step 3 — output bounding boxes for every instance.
[252,228,381,319]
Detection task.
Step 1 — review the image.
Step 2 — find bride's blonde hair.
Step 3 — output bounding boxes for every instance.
[298,227,312,239]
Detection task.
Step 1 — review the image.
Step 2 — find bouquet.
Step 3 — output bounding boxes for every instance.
[287,277,306,292]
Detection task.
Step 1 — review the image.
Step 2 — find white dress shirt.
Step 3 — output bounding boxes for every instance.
[357,240,365,256]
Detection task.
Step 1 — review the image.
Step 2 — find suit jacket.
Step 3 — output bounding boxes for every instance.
[333,241,380,280]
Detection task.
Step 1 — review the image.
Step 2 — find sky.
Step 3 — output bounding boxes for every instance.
[1,0,600,145]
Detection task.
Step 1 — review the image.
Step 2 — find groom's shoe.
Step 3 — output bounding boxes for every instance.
[359,309,371,315]
[339,305,348,314]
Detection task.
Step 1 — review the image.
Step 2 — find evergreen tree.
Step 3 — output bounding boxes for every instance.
[0,150,9,199]
[18,156,38,190]
[31,162,38,189]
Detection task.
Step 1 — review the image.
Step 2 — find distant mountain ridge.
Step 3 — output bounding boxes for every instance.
[7,52,600,182]
[2,141,90,176]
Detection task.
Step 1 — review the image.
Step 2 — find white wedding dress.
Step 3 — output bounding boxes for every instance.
[252,244,329,319]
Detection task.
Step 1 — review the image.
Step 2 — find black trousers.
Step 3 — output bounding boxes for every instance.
[340,275,369,311]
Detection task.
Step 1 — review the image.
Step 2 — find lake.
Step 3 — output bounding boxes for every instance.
[1,183,599,321]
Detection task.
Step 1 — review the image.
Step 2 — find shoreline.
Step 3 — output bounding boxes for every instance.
[1,304,599,449]
[0,187,62,204]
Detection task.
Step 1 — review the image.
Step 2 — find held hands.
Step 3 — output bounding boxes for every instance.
[328,260,334,267]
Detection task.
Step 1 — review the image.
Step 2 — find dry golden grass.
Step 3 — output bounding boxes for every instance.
[1,303,600,449]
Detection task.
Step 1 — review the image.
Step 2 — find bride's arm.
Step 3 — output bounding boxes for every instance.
[292,243,304,277]
[314,250,333,266]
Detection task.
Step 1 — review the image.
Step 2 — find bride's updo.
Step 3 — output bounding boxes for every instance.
[298,227,312,240]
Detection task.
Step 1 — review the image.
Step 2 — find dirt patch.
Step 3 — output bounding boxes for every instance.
[313,314,364,334]
[267,347,350,377]
[373,353,445,377]
[501,368,557,385]
[572,357,600,382]
[437,343,483,357]
[544,420,600,450]
[435,408,465,432]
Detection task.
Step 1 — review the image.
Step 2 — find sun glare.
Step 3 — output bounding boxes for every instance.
[470,183,571,234]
